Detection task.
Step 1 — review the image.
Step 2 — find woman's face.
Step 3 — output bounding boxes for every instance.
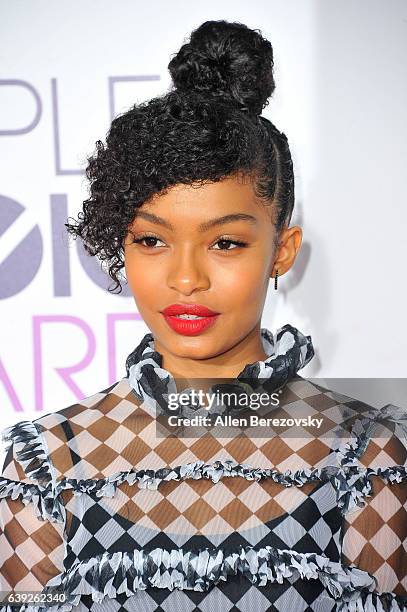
[123,173,301,370]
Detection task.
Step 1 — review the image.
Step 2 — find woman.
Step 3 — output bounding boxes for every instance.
[1,20,406,612]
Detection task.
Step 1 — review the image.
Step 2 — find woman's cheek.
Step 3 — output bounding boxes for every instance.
[214,258,265,294]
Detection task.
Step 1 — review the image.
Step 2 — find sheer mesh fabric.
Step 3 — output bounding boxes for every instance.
[341,432,407,596]
[1,373,407,611]
[0,445,66,591]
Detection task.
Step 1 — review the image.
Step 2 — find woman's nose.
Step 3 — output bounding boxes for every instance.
[166,247,210,294]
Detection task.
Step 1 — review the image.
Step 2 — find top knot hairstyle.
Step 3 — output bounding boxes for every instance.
[65,20,296,294]
[168,20,275,115]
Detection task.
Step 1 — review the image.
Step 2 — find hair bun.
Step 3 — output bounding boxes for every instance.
[168,20,275,115]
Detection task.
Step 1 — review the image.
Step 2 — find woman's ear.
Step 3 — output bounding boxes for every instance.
[271,225,303,278]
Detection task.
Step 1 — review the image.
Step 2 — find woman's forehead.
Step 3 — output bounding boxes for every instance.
[133,177,273,228]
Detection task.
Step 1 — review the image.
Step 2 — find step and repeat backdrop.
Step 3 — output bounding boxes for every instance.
[1,1,406,455]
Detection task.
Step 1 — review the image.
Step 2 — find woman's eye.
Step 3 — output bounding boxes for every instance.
[133,236,165,248]
[212,239,248,251]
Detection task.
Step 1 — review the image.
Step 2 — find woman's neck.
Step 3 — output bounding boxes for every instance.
[155,328,269,383]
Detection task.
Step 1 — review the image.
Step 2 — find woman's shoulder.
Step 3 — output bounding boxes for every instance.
[335,399,407,474]
[287,375,407,468]
[1,376,142,483]
[36,375,137,429]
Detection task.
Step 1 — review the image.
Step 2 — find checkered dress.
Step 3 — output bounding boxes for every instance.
[1,324,407,611]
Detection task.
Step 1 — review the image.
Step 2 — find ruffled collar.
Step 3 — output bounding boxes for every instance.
[125,323,314,416]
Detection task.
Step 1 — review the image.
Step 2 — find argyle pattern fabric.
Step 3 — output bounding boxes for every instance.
[1,325,407,612]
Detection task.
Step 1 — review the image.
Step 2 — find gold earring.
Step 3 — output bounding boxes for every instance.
[274,270,279,290]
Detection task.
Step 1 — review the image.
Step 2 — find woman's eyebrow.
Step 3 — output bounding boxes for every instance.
[133,211,258,231]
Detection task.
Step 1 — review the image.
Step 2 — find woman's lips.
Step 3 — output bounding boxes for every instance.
[162,313,220,336]
[161,303,219,317]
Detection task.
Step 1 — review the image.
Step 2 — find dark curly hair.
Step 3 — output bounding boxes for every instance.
[65,20,295,294]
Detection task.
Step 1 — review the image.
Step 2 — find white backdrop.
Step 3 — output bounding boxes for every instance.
[1,0,406,451]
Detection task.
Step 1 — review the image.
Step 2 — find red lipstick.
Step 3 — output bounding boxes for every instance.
[161,303,220,336]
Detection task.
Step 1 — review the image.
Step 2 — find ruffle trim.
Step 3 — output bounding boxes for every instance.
[337,589,407,611]
[335,403,407,468]
[1,460,406,522]
[58,459,327,494]
[126,324,315,416]
[0,420,53,486]
[313,464,407,516]
[2,545,407,612]
[335,430,372,467]
[57,460,407,517]
[0,476,65,523]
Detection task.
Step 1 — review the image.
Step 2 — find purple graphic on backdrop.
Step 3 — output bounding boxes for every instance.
[52,75,160,174]
[1,75,160,169]
[0,79,42,135]
[0,195,43,299]
[108,76,160,120]
[0,76,160,414]
[51,194,134,296]
[1,75,161,297]
[0,195,134,297]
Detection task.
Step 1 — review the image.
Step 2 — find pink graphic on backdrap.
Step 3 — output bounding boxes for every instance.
[1,313,143,414]
[33,315,96,411]
[0,358,24,412]
[107,312,143,384]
